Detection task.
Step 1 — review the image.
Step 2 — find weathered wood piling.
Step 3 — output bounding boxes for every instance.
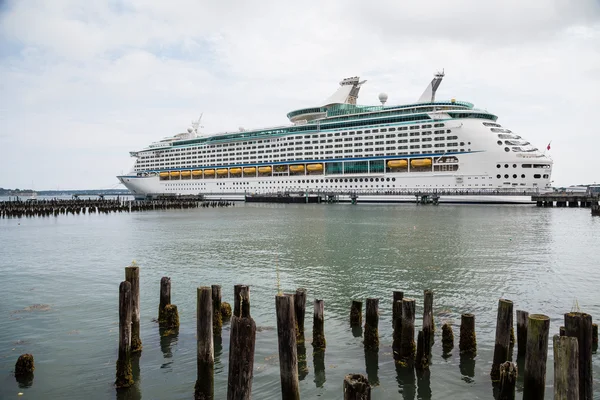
[398,298,416,366]
[459,313,477,355]
[275,293,300,400]
[125,265,142,353]
[564,312,593,400]
[212,285,222,336]
[516,310,528,357]
[392,299,403,361]
[423,290,434,339]
[553,335,579,400]
[593,323,598,352]
[491,299,513,381]
[523,314,550,399]
[343,373,371,399]
[115,281,133,388]
[313,299,326,350]
[227,315,256,400]
[350,300,362,327]
[195,287,214,400]
[442,322,454,353]
[234,284,250,318]
[498,361,517,400]
[294,288,306,344]
[158,277,171,324]
[364,298,379,350]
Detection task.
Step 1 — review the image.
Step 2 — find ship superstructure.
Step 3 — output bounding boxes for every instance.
[118,73,553,203]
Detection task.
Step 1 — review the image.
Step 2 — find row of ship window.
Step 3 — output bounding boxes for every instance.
[496,174,549,179]
[496,164,551,169]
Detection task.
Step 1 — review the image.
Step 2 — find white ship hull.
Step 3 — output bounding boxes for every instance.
[118,74,553,203]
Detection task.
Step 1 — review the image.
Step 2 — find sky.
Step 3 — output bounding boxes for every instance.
[1,0,599,190]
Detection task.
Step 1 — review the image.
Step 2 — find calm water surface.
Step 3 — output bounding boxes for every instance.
[1,202,599,399]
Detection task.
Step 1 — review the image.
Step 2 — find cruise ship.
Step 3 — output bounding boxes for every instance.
[117,72,553,203]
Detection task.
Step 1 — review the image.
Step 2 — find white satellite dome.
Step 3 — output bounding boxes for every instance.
[187,127,194,133]
[378,92,388,105]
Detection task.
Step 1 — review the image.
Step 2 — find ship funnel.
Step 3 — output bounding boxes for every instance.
[418,70,445,103]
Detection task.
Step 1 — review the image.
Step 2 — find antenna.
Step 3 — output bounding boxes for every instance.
[191,113,203,132]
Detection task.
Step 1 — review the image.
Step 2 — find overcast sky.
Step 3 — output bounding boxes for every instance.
[1,0,599,190]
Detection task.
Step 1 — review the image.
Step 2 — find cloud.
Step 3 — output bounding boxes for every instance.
[1,0,599,189]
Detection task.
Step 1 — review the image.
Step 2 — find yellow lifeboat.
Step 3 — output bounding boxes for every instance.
[306,163,323,172]
[410,158,432,168]
[258,166,272,174]
[181,170,191,177]
[230,168,242,175]
[387,160,408,169]
[243,167,256,174]
[290,165,305,173]
[217,168,229,175]
[159,172,169,178]
[169,171,180,177]
[192,170,203,177]
[204,169,215,176]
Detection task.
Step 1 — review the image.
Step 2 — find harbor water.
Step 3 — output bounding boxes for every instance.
[0,202,599,399]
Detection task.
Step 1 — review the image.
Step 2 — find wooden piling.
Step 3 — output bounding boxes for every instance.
[459,313,476,355]
[442,322,454,353]
[275,293,300,400]
[14,354,35,376]
[125,265,142,353]
[415,330,426,370]
[593,323,598,351]
[392,291,404,322]
[423,290,434,338]
[194,287,214,400]
[398,298,416,366]
[294,288,307,344]
[553,335,579,400]
[115,281,133,388]
[227,315,256,400]
[364,298,379,350]
[158,276,171,324]
[523,314,550,399]
[498,361,517,400]
[491,299,513,382]
[234,284,250,318]
[350,300,362,327]
[564,312,593,400]
[560,326,566,337]
[392,299,403,360]
[343,373,371,399]
[516,310,528,357]
[313,299,326,350]
[212,285,222,336]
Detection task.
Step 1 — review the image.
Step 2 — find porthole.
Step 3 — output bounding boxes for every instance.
[497,164,501,168]
[504,164,509,168]
[504,174,509,179]
[497,174,501,179]
[521,174,525,178]
[386,178,390,182]
[497,141,502,145]
[392,178,396,182]
[504,148,510,152]
[359,178,363,182]
[513,164,517,168]
[513,174,517,179]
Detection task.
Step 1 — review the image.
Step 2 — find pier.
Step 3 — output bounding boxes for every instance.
[531,193,600,208]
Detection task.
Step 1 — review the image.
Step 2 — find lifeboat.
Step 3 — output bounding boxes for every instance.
[387,160,408,169]
[410,158,432,168]
[169,171,180,177]
[217,168,229,175]
[181,170,191,177]
[243,167,256,174]
[192,170,203,177]
[230,168,242,175]
[204,169,215,176]
[306,163,323,172]
[258,166,272,174]
[289,165,305,173]
[159,172,169,178]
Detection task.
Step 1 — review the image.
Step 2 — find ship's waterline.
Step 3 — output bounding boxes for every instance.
[118,73,552,201]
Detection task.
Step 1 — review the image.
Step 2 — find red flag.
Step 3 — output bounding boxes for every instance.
[546,141,552,151]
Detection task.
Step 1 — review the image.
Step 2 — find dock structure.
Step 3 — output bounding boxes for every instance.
[531,193,600,208]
